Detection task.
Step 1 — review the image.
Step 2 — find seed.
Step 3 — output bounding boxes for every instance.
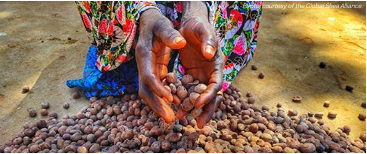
[161,140,171,151]
[276,103,282,108]
[361,102,366,108]
[345,85,354,92]
[130,94,137,100]
[260,133,272,142]
[169,83,177,94]
[323,101,330,107]
[72,92,80,99]
[40,109,48,116]
[28,108,37,117]
[249,123,258,133]
[194,84,207,94]
[22,86,30,93]
[315,112,324,118]
[272,146,283,153]
[327,111,337,118]
[187,80,200,88]
[288,109,298,116]
[166,73,177,83]
[41,102,50,109]
[124,129,134,139]
[360,133,366,142]
[258,73,265,79]
[248,97,255,104]
[77,146,88,153]
[87,134,96,142]
[251,65,258,70]
[292,95,302,102]
[89,97,97,103]
[106,96,115,104]
[189,92,200,104]
[296,125,305,133]
[262,105,269,111]
[319,62,326,68]
[343,125,351,134]
[176,86,188,100]
[49,111,58,119]
[29,145,40,153]
[89,144,100,153]
[165,133,181,143]
[299,143,316,153]
[12,137,22,145]
[191,108,203,118]
[358,113,366,121]
[63,103,70,109]
[151,141,161,152]
[181,74,194,86]
[284,147,294,153]
[246,92,253,97]
[173,124,183,132]
[113,106,121,115]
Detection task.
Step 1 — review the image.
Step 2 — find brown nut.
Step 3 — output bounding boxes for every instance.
[28,108,37,117]
[40,109,48,116]
[63,103,70,109]
[166,73,177,83]
[194,84,207,94]
[327,111,337,118]
[72,92,80,99]
[189,92,200,104]
[177,86,188,100]
[182,98,194,111]
[191,108,203,118]
[41,102,50,109]
[182,74,194,86]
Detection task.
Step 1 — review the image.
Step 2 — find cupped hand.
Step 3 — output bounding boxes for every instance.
[136,9,186,123]
[177,2,225,128]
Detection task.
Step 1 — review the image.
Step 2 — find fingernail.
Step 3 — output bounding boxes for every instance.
[205,45,214,56]
[174,37,185,44]
[163,97,169,103]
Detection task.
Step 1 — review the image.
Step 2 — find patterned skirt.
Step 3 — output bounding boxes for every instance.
[66,1,263,98]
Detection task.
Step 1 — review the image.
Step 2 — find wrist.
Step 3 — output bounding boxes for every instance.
[182,2,208,20]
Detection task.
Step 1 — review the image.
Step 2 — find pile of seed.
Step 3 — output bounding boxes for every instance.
[1,82,366,153]
[163,73,208,118]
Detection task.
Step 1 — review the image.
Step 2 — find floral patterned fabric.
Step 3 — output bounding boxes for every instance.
[67,1,262,98]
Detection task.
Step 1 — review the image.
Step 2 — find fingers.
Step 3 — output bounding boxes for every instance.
[139,82,175,123]
[154,44,171,79]
[195,49,225,108]
[177,108,190,120]
[197,95,222,129]
[194,21,218,60]
[136,38,173,103]
[172,95,181,106]
[195,71,223,109]
[153,18,186,49]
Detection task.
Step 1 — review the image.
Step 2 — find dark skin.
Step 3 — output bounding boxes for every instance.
[136,2,224,128]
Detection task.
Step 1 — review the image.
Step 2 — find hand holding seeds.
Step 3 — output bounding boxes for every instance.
[163,72,223,128]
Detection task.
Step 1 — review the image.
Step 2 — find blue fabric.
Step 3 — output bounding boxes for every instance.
[66,45,139,98]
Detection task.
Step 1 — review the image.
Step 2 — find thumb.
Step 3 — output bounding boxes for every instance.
[153,20,186,49]
[195,22,218,60]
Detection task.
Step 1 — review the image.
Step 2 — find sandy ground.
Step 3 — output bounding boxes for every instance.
[0,1,365,144]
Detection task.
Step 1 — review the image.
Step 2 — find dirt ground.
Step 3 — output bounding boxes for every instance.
[0,1,365,144]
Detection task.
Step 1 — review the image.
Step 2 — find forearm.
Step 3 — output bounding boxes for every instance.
[182,2,208,19]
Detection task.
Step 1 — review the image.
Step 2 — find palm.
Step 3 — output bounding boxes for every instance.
[178,41,216,83]
[178,17,224,110]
